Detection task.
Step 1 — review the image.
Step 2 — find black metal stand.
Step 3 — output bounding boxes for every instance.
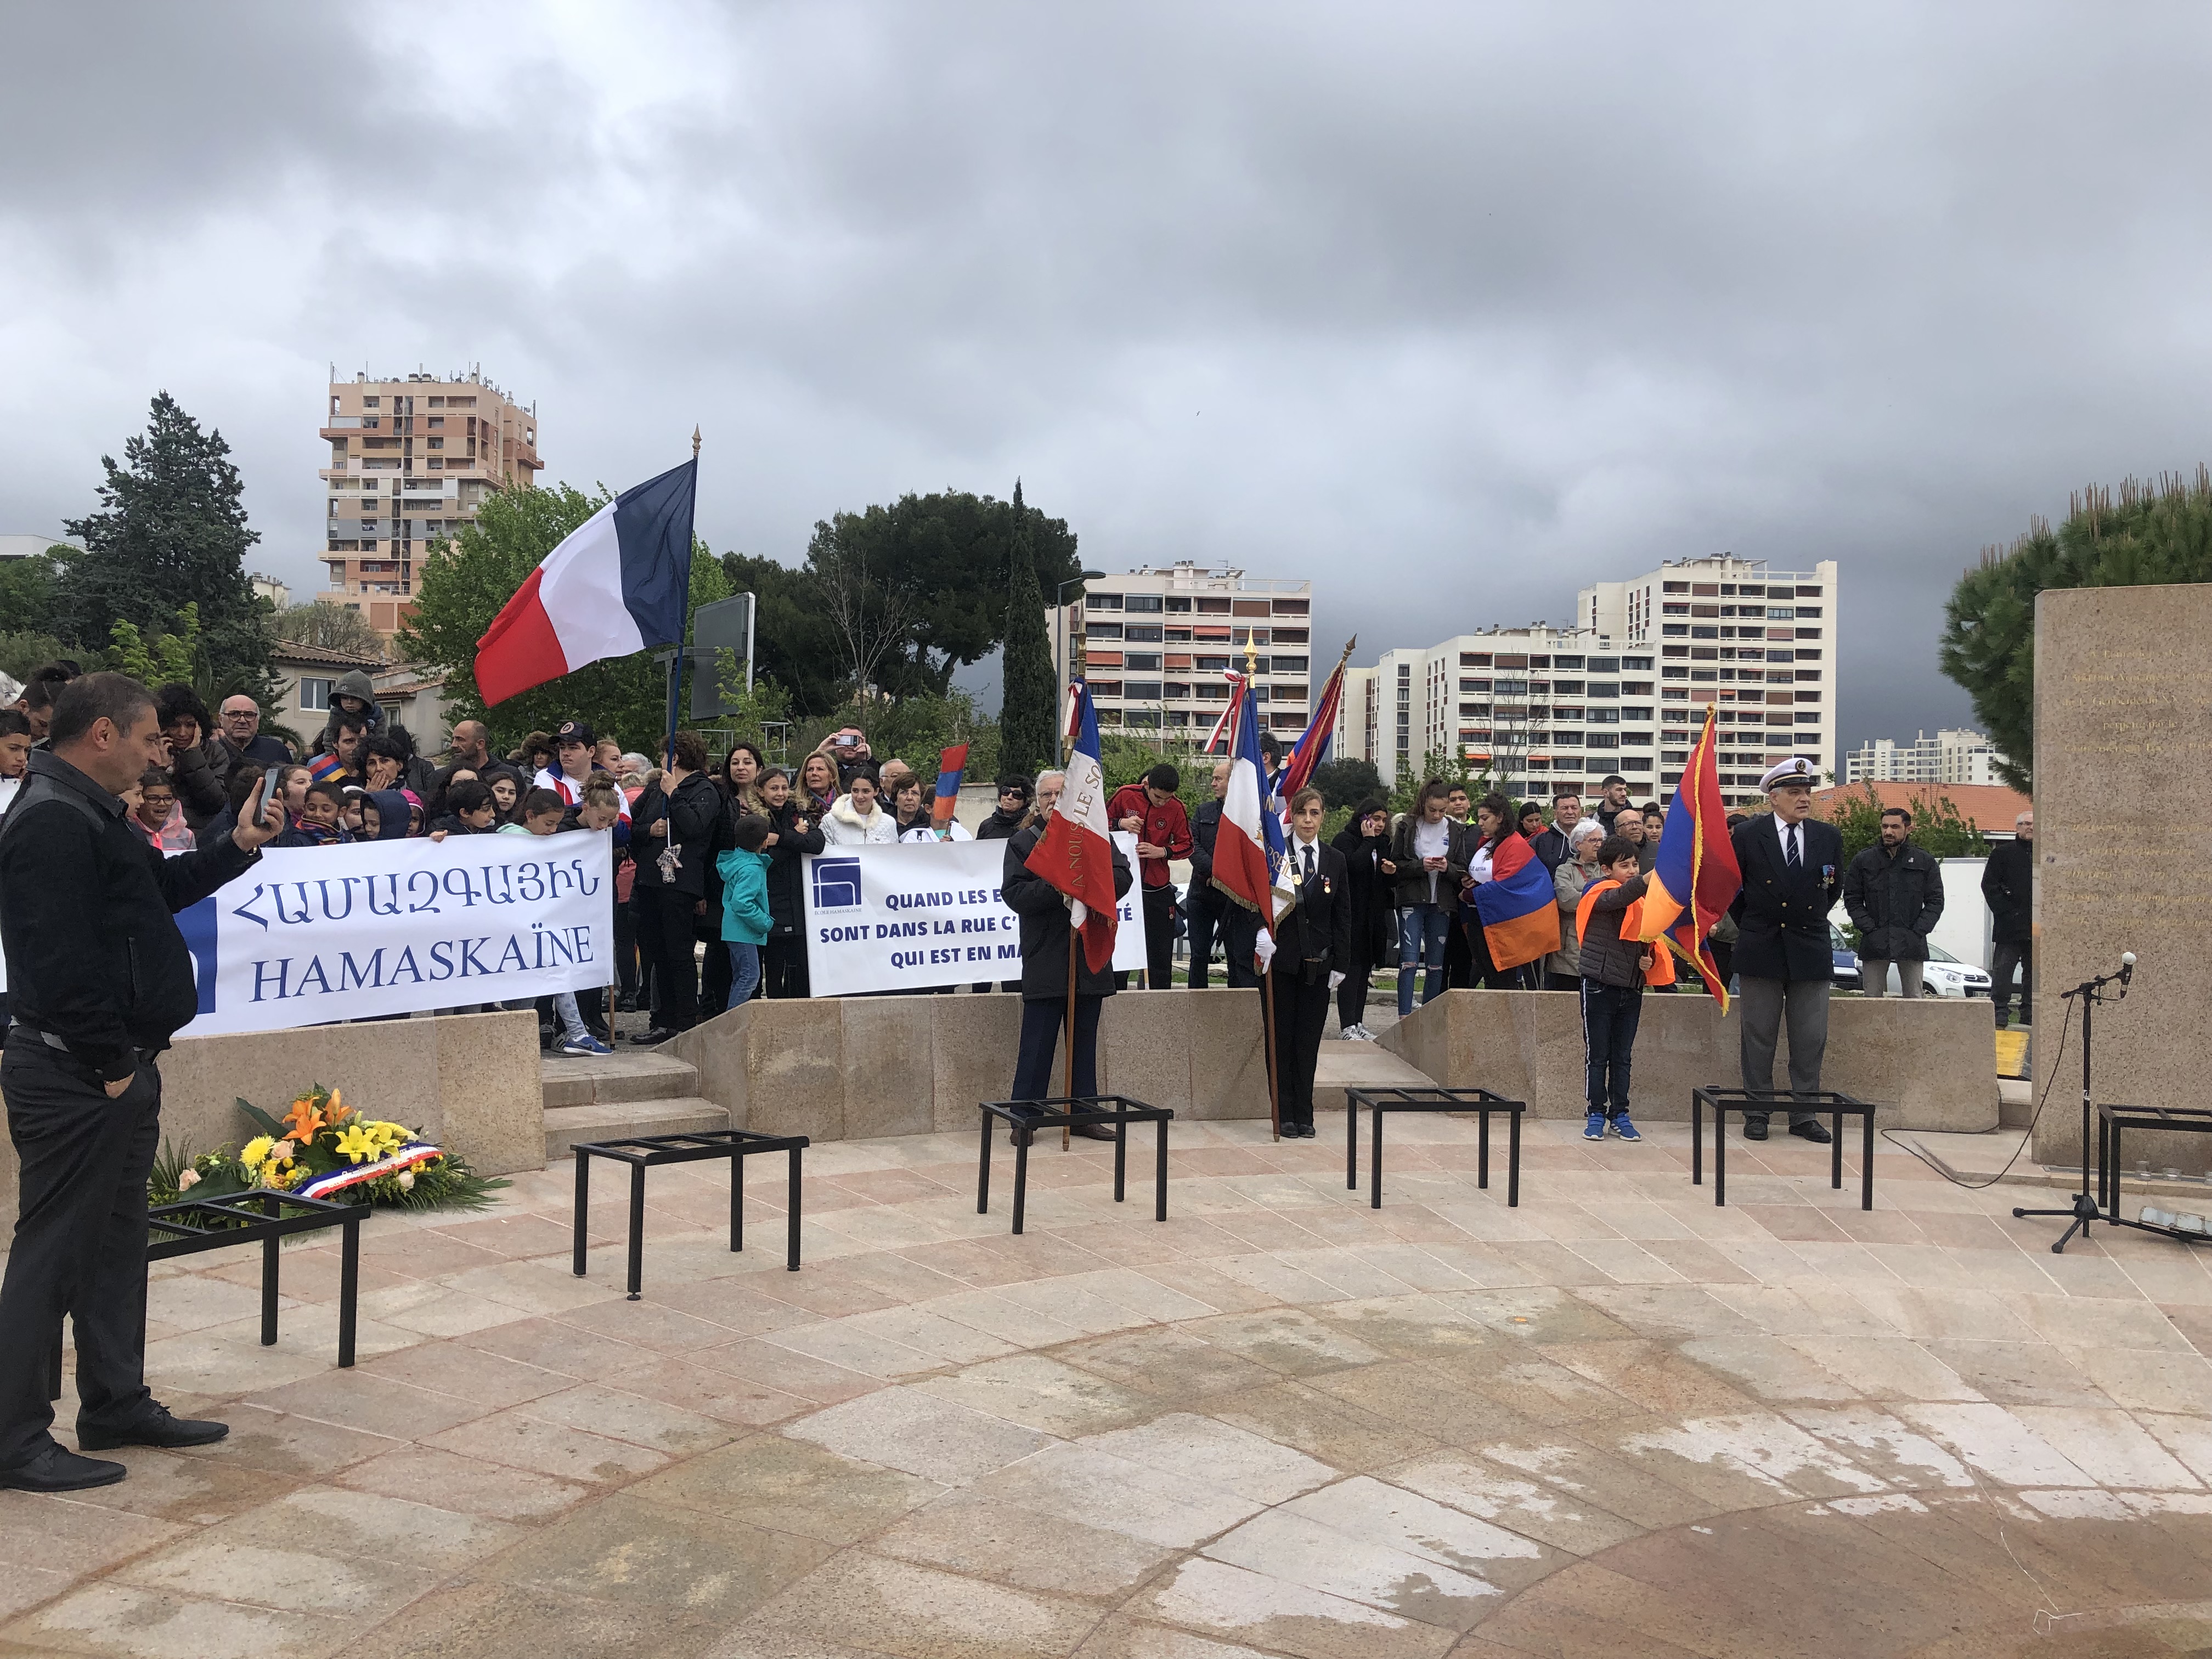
[977,1096,1171,1234]
[2095,1105,2212,1243]
[1345,1087,1523,1210]
[1692,1087,1878,1209]
[573,1129,809,1299]
[2013,959,2132,1253]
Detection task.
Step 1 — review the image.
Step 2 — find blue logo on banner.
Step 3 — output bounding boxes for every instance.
[812,856,862,910]
[176,897,219,1014]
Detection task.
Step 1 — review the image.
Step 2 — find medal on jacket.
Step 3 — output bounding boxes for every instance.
[657,845,681,881]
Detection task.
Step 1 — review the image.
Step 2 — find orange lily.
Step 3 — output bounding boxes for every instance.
[323,1087,352,1127]
[282,1096,325,1143]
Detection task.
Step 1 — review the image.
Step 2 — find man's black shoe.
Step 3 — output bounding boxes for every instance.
[1742,1118,1770,1142]
[78,1404,229,1451]
[1071,1121,1118,1142]
[1790,1120,1833,1144]
[630,1028,677,1046]
[1,1445,126,1492]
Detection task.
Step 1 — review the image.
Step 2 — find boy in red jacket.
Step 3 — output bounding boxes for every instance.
[1107,764,1193,989]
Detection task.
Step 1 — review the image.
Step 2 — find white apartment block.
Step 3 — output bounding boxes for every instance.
[1344,555,1839,806]
[1846,727,2006,787]
[1051,562,1316,742]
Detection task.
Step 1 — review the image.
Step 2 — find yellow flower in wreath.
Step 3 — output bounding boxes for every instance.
[332,1122,382,1166]
[240,1135,275,1170]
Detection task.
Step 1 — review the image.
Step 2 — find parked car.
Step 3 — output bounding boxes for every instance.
[1873,942,1992,998]
[1830,923,1861,992]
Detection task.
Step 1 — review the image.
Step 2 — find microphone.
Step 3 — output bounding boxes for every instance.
[2120,951,2136,986]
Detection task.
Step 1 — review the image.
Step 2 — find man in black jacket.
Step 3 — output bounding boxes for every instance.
[1186,761,1230,990]
[1729,758,1843,1142]
[1002,816,1133,1140]
[1530,789,1584,875]
[629,732,724,1043]
[0,673,285,1492]
[1271,788,1352,1138]
[1844,807,1945,998]
[1982,810,2034,1027]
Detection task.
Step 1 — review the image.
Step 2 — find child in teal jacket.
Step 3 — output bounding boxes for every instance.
[714,815,774,1010]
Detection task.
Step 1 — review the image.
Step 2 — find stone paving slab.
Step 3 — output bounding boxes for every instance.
[3,1113,2210,1657]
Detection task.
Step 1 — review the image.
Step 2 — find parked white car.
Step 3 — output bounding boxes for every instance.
[1874,942,1991,998]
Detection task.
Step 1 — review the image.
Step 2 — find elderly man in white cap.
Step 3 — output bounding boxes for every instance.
[1726,757,1843,1142]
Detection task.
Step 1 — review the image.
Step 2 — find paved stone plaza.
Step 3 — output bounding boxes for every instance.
[4,1113,2211,1659]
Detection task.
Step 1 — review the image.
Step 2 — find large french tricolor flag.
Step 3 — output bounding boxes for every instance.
[1472,831,1561,972]
[1024,684,1120,972]
[1636,705,1743,1007]
[1211,681,1294,970]
[473,459,697,706]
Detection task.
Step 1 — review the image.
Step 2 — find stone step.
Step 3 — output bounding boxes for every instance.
[1313,1039,1438,1110]
[1997,1077,2034,1128]
[540,1050,699,1109]
[544,1097,731,1160]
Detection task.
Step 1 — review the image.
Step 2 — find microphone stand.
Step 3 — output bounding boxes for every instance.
[2012,956,2132,1254]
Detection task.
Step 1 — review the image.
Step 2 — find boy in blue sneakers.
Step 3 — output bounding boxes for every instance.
[1574,833,1674,1142]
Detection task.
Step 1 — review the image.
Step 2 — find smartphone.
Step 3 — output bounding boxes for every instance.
[836,734,856,748]
[262,765,285,822]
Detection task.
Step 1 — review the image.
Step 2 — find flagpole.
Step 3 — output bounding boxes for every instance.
[1260,952,1280,1143]
[1064,929,1077,1150]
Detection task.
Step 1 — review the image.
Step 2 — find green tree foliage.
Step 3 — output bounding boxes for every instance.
[0,551,58,639]
[57,393,275,701]
[997,481,1057,778]
[794,691,1000,784]
[109,602,200,688]
[1312,757,1385,808]
[1823,783,1990,868]
[1942,466,2212,791]
[1387,747,1496,816]
[398,482,731,754]
[272,601,388,659]
[0,633,75,685]
[805,486,1080,702]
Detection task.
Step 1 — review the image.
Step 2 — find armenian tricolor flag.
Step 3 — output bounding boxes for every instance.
[1279,640,1353,802]
[306,752,348,786]
[1635,705,1743,1008]
[1472,831,1561,972]
[930,743,969,836]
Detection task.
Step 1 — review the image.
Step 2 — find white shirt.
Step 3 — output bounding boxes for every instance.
[1290,835,1322,884]
[1775,816,1803,866]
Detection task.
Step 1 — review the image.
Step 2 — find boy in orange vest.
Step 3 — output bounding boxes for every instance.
[1575,833,1675,1142]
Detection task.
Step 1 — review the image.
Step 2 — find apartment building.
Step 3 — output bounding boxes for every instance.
[1051,562,1317,741]
[315,370,541,639]
[1846,727,2007,787]
[1345,555,1839,806]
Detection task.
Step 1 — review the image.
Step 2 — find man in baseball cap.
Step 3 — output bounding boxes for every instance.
[536,719,626,818]
[1726,758,1842,1142]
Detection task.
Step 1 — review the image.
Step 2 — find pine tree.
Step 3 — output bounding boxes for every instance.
[58,392,275,699]
[998,478,1057,778]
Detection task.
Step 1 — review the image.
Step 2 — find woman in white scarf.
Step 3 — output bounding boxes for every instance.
[822,772,898,844]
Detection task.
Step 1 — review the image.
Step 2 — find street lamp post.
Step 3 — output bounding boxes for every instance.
[1056,569,1107,767]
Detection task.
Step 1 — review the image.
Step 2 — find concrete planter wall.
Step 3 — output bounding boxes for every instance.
[0,1009,546,1238]
[669,989,1273,1142]
[1382,988,1999,1131]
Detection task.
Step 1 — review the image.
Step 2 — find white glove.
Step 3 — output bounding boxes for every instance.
[1329,970,1345,991]
[1253,930,1277,974]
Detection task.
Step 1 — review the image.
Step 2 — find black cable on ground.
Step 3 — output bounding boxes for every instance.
[1878,996,2074,1190]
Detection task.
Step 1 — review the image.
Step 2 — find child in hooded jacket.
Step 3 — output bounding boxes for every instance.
[715,815,774,1010]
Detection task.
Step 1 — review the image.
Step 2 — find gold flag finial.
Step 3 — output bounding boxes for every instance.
[691,425,702,459]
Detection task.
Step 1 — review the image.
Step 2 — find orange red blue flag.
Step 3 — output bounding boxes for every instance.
[1634,706,1742,1009]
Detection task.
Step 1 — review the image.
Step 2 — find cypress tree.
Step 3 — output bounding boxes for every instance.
[58,392,275,699]
[998,478,1057,778]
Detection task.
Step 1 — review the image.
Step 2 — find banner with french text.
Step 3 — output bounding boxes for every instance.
[168,832,614,1037]
[802,837,1146,996]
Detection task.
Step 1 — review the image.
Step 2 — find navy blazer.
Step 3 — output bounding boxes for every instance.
[1729,814,1843,982]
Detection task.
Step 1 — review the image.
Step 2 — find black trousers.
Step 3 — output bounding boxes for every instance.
[1011,995,1103,1101]
[1218,904,1261,989]
[633,886,700,1031]
[1270,968,1330,1128]
[1186,891,1224,990]
[1990,939,2032,1019]
[0,1040,162,1471]
[1579,979,1643,1116]
[764,933,809,999]
[1444,918,1475,989]
[612,899,640,997]
[700,919,732,1019]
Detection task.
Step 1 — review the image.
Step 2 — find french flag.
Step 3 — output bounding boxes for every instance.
[1211,679,1294,972]
[1023,683,1120,971]
[473,458,697,706]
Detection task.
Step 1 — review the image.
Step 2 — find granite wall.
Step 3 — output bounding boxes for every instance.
[0,1009,546,1238]
[669,989,1273,1142]
[1384,988,1997,1130]
[2031,583,2212,1176]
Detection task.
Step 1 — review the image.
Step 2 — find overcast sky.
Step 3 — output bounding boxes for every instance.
[5,2,2208,751]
